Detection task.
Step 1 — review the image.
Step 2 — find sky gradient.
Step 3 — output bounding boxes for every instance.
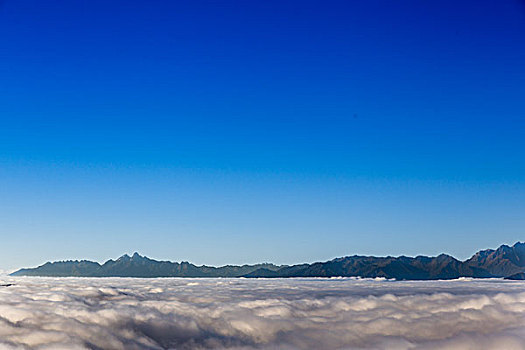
[1,0,524,270]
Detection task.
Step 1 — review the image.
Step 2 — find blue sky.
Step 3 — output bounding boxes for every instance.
[0,0,524,270]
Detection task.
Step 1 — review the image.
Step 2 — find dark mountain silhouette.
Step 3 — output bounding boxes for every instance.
[465,242,525,276]
[505,272,525,280]
[11,253,282,278]
[246,254,493,279]
[11,242,525,280]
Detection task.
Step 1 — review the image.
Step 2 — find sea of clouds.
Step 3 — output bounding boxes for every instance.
[0,277,523,350]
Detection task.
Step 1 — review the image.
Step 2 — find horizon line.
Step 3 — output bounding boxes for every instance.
[13,241,523,272]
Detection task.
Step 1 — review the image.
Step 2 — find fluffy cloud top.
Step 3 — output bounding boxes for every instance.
[0,277,523,349]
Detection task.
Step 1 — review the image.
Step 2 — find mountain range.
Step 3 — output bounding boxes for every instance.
[11,242,525,280]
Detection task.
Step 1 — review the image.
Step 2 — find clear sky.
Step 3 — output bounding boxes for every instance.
[0,0,524,271]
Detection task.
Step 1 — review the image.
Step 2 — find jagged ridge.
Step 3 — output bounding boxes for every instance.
[11,242,525,280]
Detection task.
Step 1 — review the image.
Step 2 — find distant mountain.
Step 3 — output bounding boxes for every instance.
[12,252,282,278]
[465,242,525,276]
[11,242,525,280]
[243,254,493,280]
[505,272,525,280]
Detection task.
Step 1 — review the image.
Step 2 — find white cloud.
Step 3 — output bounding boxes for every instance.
[0,277,523,349]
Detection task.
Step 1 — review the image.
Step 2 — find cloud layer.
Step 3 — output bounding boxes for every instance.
[0,277,523,349]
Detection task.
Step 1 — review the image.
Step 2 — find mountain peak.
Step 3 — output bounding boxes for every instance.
[118,254,131,261]
[116,253,146,261]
